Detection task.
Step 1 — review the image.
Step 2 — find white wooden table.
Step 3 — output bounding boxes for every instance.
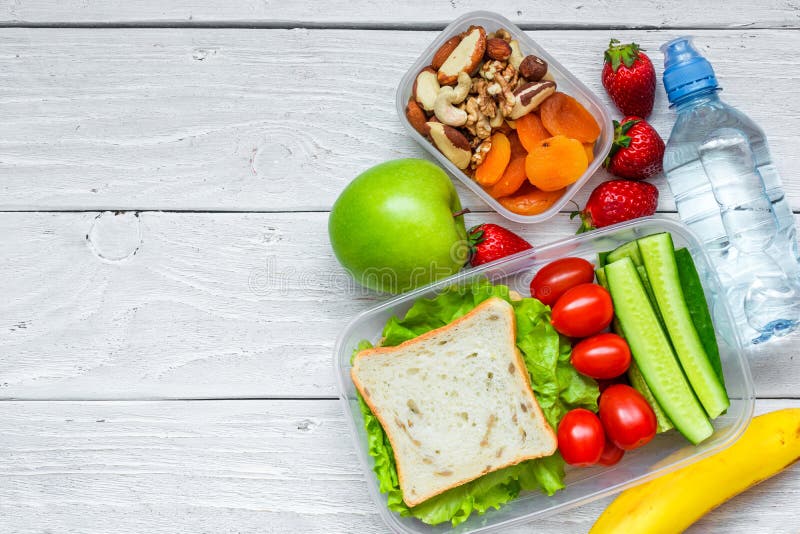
[1,2,799,532]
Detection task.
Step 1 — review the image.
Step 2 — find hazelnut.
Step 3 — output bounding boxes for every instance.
[518,55,548,82]
[485,38,512,61]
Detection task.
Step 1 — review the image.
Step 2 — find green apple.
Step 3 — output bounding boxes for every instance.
[329,159,469,293]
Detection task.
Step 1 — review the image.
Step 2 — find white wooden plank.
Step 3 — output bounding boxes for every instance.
[1,398,798,534]
[2,211,798,400]
[2,28,800,212]
[0,0,798,28]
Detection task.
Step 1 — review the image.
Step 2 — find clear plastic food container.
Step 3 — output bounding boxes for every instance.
[334,217,754,533]
[396,11,614,224]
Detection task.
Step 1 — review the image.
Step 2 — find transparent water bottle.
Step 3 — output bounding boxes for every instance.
[661,36,800,344]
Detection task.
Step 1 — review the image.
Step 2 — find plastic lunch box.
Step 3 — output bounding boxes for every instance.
[395,11,614,224]
[334,217,754,533]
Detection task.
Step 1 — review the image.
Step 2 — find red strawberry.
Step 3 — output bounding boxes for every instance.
[572,180,659,233]
[602,39,656,118]
[468,224,532,266]
[605,116,665,180]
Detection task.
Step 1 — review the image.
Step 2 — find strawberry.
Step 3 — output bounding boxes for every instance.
[572,180,659,233]
[602,39,656,118]
[605,116,665,180]
[468,223,532,266]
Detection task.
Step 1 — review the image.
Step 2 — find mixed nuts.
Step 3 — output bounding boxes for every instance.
[406,25,557,172]
[405,24,602,217]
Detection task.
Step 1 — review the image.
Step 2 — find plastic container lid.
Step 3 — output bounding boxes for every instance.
[661,36,719,105]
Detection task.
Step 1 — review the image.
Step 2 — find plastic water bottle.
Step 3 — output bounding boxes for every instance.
[661,36,800,344]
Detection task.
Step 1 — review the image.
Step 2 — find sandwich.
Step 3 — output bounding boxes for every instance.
[351,297,557,507]
[350,280,599,527]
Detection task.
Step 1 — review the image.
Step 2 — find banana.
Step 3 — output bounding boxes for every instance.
[590,408,800,534]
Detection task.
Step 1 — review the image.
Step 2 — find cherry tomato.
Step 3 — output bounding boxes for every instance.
[551,283,614,338]
[599,384,657,451]
[598,439,625,466]
[530,257,595,305]
[557,408,605,467]
[571,333,631,379]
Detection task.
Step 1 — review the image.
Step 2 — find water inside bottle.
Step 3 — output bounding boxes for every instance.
[664,97,800,344]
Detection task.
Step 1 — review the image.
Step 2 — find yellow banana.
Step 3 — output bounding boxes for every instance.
[590,408,800,534]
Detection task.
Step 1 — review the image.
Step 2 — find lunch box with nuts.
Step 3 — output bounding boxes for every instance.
[396,11,614,223]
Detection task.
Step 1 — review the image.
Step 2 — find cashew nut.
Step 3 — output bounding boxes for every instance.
[433,72,472,126]
[508,39,524,70]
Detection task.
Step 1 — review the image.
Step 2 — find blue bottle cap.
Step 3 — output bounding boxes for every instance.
[660,36,719,106]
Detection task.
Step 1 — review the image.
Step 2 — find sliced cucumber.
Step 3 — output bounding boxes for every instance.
[595,266,624,338]
[607,242,667,328]
[607,240,644,267]
[598,266,674,434]
[675,247,725,387]
[637,233,729,419]
[628,360,674,433]
[606,257,713,444]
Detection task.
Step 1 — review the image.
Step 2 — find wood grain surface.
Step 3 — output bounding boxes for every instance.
[2,3,800,533]
[2,211,798,400]
[1,399,798,534]
[1,28,799,212]
[1,0,799,28]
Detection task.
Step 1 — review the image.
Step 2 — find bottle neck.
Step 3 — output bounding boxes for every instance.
[672,87,721,111]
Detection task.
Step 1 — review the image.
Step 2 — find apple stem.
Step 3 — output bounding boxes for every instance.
[452,208,471,218]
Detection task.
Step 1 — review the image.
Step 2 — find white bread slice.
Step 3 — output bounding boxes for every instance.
[351,297,557,508]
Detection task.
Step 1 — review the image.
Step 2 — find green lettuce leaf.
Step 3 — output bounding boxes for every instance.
[354,279,599,526]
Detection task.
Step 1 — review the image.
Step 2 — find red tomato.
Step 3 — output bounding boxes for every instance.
[530,257,595,305]
[599,384,657,451]
[557,408,605,467]
[598,439,625,466]
[571,333,632,379]
[551,283,614,338]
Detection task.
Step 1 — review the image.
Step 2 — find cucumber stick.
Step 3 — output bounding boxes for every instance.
[606,242,668,330]
[637,234,729,419]
[606,257,713,444]
[607,240,644,266]
[674,247,725,386]
[628,360,674,433]
[598,266,674,434]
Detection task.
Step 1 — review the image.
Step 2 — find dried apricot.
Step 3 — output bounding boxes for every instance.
[515,112,551,152]
[498,182,565,215]
[540,92,601,143]
[525,135,589,191]
[486,157,527,198]
[584,142,595,163]
[508,131,528,160]
[475,132,511,186]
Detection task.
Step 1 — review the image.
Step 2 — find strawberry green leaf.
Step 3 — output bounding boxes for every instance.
[604,39,642,72]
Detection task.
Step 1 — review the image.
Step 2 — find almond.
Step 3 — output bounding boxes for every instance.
[486,38,512,61]
[437,25,486,85]
[405,100,430,136]
[412,67,440,112]
[509,80,556,119]
[428,122,472,169]
[518,55,548,82]
[431,35,462,70]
